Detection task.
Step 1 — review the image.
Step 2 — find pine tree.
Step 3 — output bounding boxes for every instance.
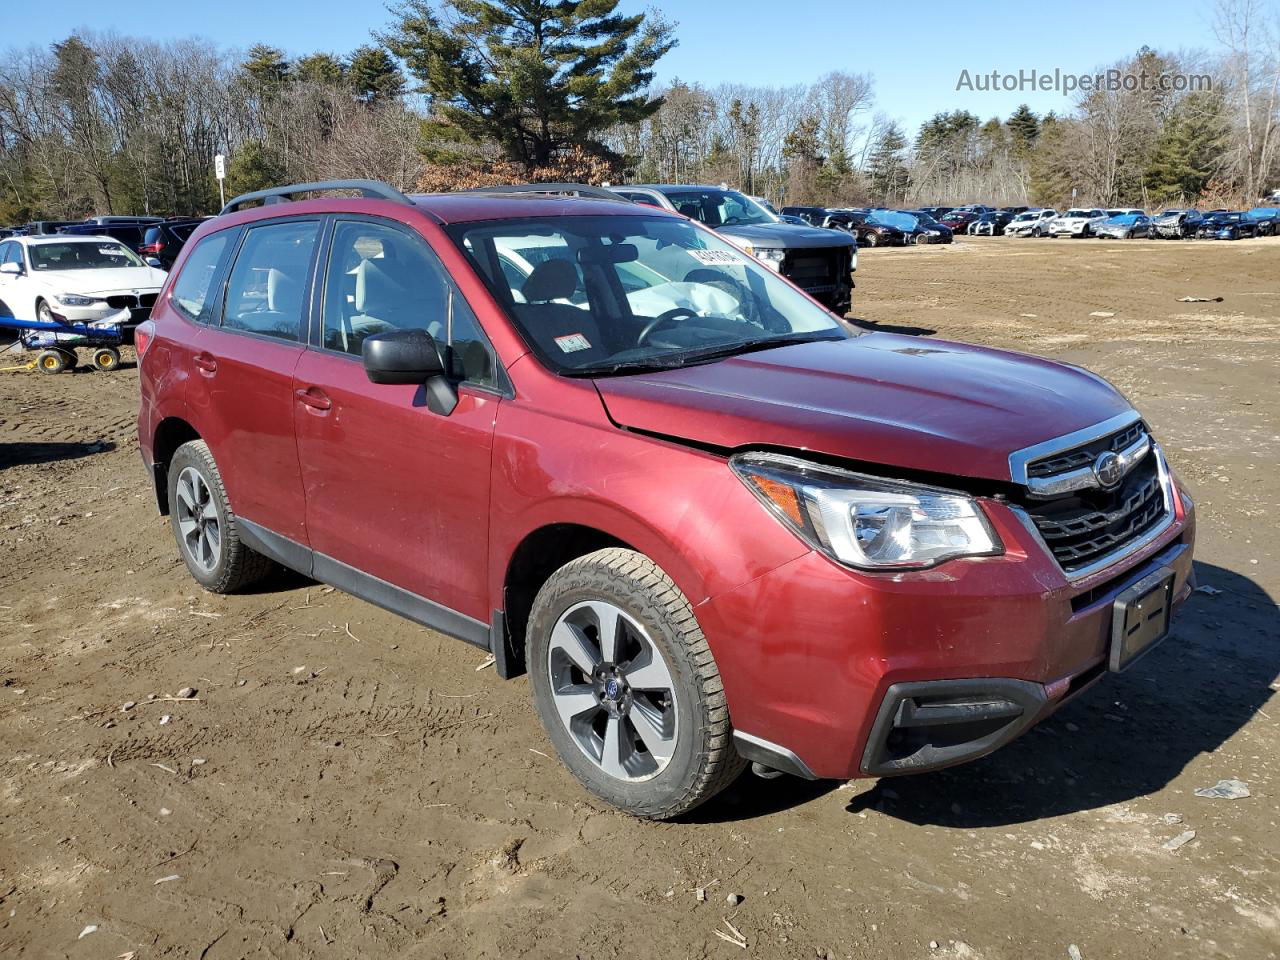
[1144,91,1228,202]
[1006,104,1040,152]
[384,0,675,170]
[866,122,909,204]
[242,45,290,88]
[294,52,347,87]
[348,45,405,103]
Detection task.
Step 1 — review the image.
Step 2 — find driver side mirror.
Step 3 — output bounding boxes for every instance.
[361,329,457,416]
[0,261,22,276]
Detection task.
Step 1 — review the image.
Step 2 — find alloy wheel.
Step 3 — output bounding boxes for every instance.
[175,466,221,572]
[546,599,678,782]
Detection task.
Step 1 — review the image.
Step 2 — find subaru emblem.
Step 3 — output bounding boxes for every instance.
[604,678,620,700]
[1093,451,1123,488]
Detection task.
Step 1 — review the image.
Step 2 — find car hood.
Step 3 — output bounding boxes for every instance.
[716,222,855,250]
[30,266,166,295]
[593,334,1132,484]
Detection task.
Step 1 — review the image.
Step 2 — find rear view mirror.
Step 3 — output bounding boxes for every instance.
[578,243,638,265]
[362,329,445,385]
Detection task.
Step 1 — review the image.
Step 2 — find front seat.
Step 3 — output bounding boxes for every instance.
[515,259,607,364]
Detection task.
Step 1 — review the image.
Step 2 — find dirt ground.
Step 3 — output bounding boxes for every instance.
[1,236,1277,960]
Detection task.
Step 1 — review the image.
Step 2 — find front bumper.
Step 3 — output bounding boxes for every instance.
[698,491,1195,780]
[1048,224,1088,236]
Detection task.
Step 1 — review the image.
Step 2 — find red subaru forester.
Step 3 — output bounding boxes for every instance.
[136,180,1196,819]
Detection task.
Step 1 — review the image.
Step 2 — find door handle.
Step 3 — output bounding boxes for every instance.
[295,386,332,411]
[193,352,217,375]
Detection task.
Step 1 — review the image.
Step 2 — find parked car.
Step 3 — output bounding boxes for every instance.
[82,215,164,226]
[939,210,981,232]
[21,221,81,235]
[1151,209,1204,239]
[136,178,1196,819]
[916,206,954,220]
[1093,213,1152,239]
[895,211,954,243]
[0,234,165,340]
[968,211,1015,236]
[1047,208,1108,238]
[139,218,210,270]
[1195,212,1258,239]
[58,222,150,251]
[1106,208,1145,218]
[779,206,832,227]
[1005,209,1058,237]
[824,210,907,247]
[1244,207,1280,236]
[1001,206,1031,214]
[612,185,855,313]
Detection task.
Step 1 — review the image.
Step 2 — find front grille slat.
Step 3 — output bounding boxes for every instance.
[1016,420,1170,573]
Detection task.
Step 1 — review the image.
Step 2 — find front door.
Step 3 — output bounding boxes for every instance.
[292,217,502,622]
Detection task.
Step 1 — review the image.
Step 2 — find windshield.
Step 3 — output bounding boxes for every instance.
[660,189,778,227]
[28,241,144,271]
[450,215,847,376]
[1062,209,1091,218]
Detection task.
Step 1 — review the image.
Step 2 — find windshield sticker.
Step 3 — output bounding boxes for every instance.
[554,333,592,353]
[688,249,743,266]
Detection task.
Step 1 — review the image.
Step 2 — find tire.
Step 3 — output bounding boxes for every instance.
[36,299,55,325]
[527,548,745,819]
[864,231,880,248]
[36,349,68,374]
[167,440,274,593]
[92,347,121,371]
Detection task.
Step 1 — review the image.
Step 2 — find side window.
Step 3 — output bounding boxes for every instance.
[222,221,318,342]
[323,220,500,389]
[0,242,14,268]
[170,232,230,321]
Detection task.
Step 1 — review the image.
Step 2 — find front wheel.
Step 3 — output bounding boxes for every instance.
[168,440,274,593]
[528,548,745,819]
[92,347,121,371]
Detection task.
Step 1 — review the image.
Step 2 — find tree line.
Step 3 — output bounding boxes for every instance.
[1,0,1277,225]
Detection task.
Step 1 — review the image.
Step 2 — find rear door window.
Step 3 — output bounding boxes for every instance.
[222,221,319,342]
[170,232,231,321]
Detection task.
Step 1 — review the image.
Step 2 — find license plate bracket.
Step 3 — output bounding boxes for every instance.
[1110,566,1175,672]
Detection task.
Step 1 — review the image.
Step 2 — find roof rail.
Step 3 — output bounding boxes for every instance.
[219,179,413,216]
[465,183,622,201]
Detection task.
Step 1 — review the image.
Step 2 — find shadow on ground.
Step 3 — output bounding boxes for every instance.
[0,440,116,469]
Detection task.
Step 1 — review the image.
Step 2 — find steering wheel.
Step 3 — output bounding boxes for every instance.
[637,307,700,345]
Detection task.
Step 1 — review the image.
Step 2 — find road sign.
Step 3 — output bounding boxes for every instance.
[214,154,226,180]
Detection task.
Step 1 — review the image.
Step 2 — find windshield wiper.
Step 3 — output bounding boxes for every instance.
[565,333,845,378]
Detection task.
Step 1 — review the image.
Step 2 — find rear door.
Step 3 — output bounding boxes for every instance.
[186,218,321,546]
[291,216,504,623]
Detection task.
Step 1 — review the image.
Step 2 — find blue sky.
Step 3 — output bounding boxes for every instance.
[20,0,1215,134]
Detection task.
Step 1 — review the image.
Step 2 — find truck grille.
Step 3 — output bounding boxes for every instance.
[1015,420,1171,574]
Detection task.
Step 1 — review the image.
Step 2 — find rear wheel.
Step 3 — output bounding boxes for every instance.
[92,347,121,371]
[863,231,880,247]
[528,548,744,819]
[36,350,68,374]
[168,440,274,593]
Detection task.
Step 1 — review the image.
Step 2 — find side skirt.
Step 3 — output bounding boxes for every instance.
[237,517,491,651]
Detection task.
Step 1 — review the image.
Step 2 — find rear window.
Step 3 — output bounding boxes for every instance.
[171,232,230,320]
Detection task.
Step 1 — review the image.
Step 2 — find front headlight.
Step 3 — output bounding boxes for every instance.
[743,245,785,271]
[55,293,100,307]
[731,452,1001,570]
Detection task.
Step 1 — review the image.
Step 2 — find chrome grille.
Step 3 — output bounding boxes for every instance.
[1012,417,1173,575]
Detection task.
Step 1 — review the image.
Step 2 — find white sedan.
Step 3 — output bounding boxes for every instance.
[0,235,167,331]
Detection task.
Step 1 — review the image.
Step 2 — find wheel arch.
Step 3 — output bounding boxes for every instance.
[151,416,202,514]
[497,523,632,678]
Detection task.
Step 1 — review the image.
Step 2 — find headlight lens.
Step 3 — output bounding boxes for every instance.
[56,293,99,306]
[731,452,1001,570]
[743,245,785,270]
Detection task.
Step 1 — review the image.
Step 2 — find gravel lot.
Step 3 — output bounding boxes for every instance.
[1,236,1276,960]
